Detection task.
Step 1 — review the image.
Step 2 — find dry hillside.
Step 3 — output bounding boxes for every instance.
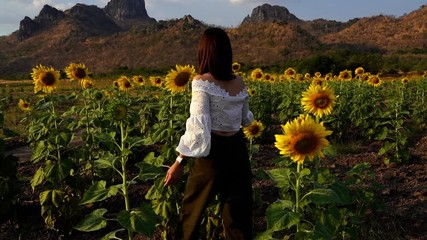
[0,4,425,77]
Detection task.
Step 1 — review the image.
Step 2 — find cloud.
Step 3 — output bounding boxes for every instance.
[229,0,259,4]
[32,0,53,8]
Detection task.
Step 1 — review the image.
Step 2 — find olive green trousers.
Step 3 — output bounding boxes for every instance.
[180,130,253,240]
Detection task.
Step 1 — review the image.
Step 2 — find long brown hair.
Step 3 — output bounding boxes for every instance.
[198,27,235,81]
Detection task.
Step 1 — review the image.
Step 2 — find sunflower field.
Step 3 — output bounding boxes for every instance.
[1,63,426,240]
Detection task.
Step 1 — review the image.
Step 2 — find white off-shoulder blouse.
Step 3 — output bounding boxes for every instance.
[176,78,254,157]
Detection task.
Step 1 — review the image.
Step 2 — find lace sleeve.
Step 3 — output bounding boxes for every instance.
[176,90,211,157]
[242,95,254,127]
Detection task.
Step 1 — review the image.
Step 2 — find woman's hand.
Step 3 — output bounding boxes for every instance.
[164,161,184,186]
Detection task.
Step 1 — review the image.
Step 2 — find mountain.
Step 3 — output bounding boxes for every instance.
[241,3,301,24]
[0,2,425,78]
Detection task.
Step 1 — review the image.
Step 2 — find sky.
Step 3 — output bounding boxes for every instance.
[0,0,426,36]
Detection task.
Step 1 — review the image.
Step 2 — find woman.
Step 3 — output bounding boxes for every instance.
[164,27,254,240]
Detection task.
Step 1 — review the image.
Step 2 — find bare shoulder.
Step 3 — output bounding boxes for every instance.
[193,74,203,81]
[234,75,245,87]
[193,73,211,81]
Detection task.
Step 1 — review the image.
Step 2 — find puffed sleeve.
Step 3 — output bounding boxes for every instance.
[241,95,254,127]
[176,89,211,157]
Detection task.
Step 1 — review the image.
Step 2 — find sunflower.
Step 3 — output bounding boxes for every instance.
[355,67,365,76]
[423,70,427,78]
[263,73,273,82]
[311,78,325,86]
[150,76,164,87]
[103,90,114,97]
[232,62,241,72]
[314,72,322,78]
[401,77,409,84]
[324,73,333,81]
[301,84,336,118]
[81,79,93,89]
[112,104,128,121]
[250,68,263,81]
[338,70,352,81]
[304,73,311,79]
[18,99,31,111]
[360,73,371,81]
[132,75,146,86]
[284,67,296,79]
[64,63,91,82]
[367,74,382,87]
[278,74,287,82]
[247,87,256,96]
[165,64,195,93]
[116,76,133,92]
[243,120,265,140]
[31,64,60,94]
[275,115,332,164]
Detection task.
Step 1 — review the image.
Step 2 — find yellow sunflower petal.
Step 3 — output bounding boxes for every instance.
[165,64,195,93]
[275,115,332,164]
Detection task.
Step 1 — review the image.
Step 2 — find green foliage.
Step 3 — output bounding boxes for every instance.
[0,107,20,220]
[5,64,426,239]
[260,159,377,239]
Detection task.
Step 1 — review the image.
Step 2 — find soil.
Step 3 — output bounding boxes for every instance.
[1,133,426,240]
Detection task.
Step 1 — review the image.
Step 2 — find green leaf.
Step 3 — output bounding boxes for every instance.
[323,144,337,158]
[375,127,389,141]
[100,229,125,240]
[31,141,52,163]
[143,152,165,166]
[331,182,353,204]
[136,162,164,181]
[266,168,292,188]
[39,190,52,206]
[117,210,131,229]
[44,158,73,183]
[305,188,340,204]
[128,136,145,148]
[74,208,108,232]
[56,131,74,146]
[378,142,396,156]
[31,167,45,190]
[94,158,115,169]
[96,132,116,143]
[299,168,311,178]
[131,203,161,236]
[80,181,112,205]
[266,200,299,231]
[51,189,64,207]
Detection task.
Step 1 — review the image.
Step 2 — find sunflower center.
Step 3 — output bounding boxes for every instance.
[372,78,379,84]
[291,132,317,154]
[137,77,144,83]
[114,106,128,120]
[124,80,131,88]
[40,72,56,86]
[23,103,29,108]
[255,73,262,79]
[175,72,191,87]
[249,125,260,135]
[155,78,161,84]
[313,94,330,109]
[74,68,87,79]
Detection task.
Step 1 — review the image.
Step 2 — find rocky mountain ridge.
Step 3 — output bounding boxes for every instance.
[0,1,425,77]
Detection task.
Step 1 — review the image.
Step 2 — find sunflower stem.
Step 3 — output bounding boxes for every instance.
[83,95,94,181]
[249,139,253,163]
[50,97,61,163]
[295,162,301,232]
[120,122,132,240]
